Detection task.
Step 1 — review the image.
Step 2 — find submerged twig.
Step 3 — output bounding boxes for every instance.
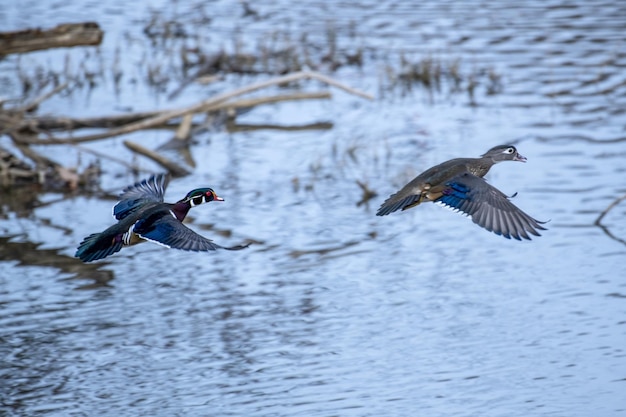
[19,82,70,113]
[594,193,626,246]
[355,180,378,207]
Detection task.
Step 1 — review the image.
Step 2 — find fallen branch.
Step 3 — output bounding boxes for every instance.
[174,114,194,141]
[0,22,103,55]
[219,91,332,113]
[226,121,333,133]
[123,140,190,177]
[18,91,331,133]
[11,134,60,169]
[20,110,163,132]
[15,71,372,144]
[3,133,99,190]
[164,114,197,168]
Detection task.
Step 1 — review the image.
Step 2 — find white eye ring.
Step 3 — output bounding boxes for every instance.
[505,147,514,154]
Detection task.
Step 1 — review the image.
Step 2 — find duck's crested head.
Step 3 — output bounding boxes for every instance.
[482,145,527,163]
[181,187,224,207]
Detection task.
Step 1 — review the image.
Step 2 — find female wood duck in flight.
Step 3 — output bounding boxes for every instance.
[75,174,248,262]
[376,145,547,240]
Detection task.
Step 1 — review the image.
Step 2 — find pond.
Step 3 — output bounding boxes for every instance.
[1,1,625,416]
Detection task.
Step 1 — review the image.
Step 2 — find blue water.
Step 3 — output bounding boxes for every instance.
[1,1,625,416]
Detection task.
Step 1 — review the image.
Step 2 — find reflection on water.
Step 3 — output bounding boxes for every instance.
[1,1,626,417]
[0,236,114,286]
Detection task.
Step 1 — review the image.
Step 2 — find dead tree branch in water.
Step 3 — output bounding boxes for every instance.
[123,140,191,177]
[19,82,70,113]
[11,91,331,133]
[0,23,103,55]
[11,72,370,145]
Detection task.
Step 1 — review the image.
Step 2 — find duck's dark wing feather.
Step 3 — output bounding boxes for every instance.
[75,232,124,262]
[376,192,422,216]
[437,173,547,240]
[113,174,169,220]
[134,215,248,252]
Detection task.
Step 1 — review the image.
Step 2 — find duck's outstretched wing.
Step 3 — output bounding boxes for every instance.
[437,173,547,240]
[134,215,249,252]
[113,174,169,220]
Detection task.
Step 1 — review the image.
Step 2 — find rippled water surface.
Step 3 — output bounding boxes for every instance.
[1,1,625,416]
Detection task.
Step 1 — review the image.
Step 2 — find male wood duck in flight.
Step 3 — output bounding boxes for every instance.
[76,174,248,262]
[376,145,547,240]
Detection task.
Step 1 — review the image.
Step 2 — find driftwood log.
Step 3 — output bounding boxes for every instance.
[0,22,103,55]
